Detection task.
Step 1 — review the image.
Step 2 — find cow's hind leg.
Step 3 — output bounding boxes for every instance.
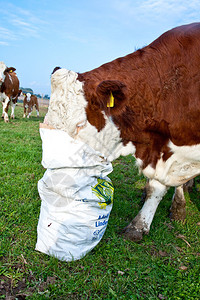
[123,179,168,241]
[35,105,39,117]
[2,97,10,122]
[10,101,16,119]
[170,185,186,221]
[35,103,39,117]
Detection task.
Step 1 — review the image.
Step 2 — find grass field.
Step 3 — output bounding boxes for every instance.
[0,105,200,299]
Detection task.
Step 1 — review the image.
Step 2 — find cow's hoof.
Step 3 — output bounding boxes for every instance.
[11,115,15,119]
[4,118,9,123]
[122,225,144,241]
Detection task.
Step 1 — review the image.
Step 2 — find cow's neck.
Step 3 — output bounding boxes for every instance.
[77,113,136,161]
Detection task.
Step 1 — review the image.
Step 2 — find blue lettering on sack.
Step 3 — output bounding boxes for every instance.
[92,227,106,238]
[95,219,108,227]
[98,213,110,220]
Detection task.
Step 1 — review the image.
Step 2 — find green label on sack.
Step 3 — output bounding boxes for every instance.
[92,178,114,209]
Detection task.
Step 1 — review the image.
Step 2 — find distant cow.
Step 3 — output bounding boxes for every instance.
[46,23,200,241]
[23,93,39,118]
[0,61,21,122]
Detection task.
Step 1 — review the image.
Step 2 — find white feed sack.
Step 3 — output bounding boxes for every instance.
[35,124,114,261]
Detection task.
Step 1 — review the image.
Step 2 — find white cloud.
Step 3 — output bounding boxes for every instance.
[0,26,16,41]
[10,17,41,38]
[0,41,9,46]
[112,0,200,23]
[12,19,30,27]
[0,3,47,43]
[140,0,200,16]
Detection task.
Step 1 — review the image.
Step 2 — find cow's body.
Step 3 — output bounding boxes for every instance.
[23,93,39,118]
[46,23,200,240]
[0,61,21,122]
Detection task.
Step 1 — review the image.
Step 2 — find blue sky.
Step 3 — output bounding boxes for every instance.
[0,0,200,95]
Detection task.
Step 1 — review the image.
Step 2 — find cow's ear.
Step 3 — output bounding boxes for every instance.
[52,66,61,75]
[96,80,127,115]
[4,67,16,74]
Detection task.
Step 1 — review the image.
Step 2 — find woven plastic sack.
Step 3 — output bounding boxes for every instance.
[35,125,114,261]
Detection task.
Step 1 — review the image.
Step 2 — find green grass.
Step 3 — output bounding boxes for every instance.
[0,105,200,299]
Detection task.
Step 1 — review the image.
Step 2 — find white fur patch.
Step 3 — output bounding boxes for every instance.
[143,141,200,186]
[0,61,6,84]
[2,95,9,108]
[77,114,136,161]
[26,93,31,102]
[142,164,155,178]
[8,74,13,84]
[47,69,87,137]
[10,102,16,118]
[0,92,7,102]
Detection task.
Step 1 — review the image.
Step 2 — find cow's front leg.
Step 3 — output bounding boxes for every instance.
[23,106,27,118]
[10,101,16,119]
[2,97,10,122]
[170,185,186,221]
[124,179,168,241]
[27,106,32,118]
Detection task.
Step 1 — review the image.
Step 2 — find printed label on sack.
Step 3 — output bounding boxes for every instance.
[91,178,114,209]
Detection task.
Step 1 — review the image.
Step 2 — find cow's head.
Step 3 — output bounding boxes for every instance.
[47,67,128,133]
[26,93,31,102]
[46,67,132,160]
[47,67,88,137]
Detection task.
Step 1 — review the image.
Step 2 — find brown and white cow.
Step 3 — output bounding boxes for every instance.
[23,92,39,118]
[45,23,200,241]
[0,61,21,122]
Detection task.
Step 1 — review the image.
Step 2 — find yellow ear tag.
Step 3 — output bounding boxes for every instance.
[9,70,13,73]
[107,93,114,108]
